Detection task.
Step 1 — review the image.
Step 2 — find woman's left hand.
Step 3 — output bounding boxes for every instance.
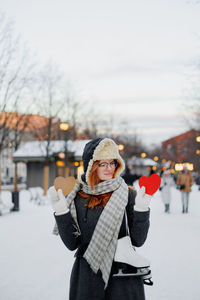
[134,186,152,212]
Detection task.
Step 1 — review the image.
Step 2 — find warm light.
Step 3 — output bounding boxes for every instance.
[152,166,157,171]
[56,160,65,167]
[153,156,159,161]
[58,152,65,159]
[196,136,200,142]
[175,163,194,171]
[77,165,84,177]
[187,163,193,171]
[162,159,166,163]
[118,144,124,151]
[196,150,200,155]
[60,122,69,131]
[74,161,79,167]
[175,164,183,171]
[141,152,147,158]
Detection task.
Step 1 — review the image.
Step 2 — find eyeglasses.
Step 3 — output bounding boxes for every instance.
[98,161,118,169]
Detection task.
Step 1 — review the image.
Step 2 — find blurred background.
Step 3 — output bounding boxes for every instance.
[1,1,200,300]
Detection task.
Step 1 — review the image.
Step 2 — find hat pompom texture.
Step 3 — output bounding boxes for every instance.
[85,138,125,184]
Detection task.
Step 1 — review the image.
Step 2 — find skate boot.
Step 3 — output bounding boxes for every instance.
[114,236,150,268]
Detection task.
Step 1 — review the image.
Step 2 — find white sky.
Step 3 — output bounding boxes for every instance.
[1,0,200,146]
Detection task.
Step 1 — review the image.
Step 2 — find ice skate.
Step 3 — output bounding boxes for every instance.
[114,236,150,268]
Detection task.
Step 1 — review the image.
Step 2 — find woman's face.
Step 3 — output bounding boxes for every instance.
[96,159,117,181]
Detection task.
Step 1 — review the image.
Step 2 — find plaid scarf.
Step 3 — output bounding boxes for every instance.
[54,176,128,288]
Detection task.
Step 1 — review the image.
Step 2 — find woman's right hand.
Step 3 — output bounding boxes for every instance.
[48,186,69,215]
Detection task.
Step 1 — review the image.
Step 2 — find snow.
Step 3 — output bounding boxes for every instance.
[13,140,90,159]
[1,184,200,300]
[128,157,157,166]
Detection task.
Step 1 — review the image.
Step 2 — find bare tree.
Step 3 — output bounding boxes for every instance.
[30,62,72,194]
[78,104,101,139]
[0,13,35,192]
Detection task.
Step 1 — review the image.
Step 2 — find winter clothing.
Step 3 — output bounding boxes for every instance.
[51,137,150,300]
[177,171,193,193]
[48,187,69,215]
[181,192,189,213]
[134,186,151,212]
[81,138,125,184]
[177,171,193,213]
[55,189,149,300]
[160,172,174,213]
[160,174,174,204]
[58,176,129,287]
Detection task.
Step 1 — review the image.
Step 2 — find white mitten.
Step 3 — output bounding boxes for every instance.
[134,186,151,212]
[48,186,69,215]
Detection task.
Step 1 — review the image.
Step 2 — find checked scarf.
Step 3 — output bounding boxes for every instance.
[54,176,128,288]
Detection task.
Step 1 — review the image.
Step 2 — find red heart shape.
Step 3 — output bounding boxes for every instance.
[139,174,161,195]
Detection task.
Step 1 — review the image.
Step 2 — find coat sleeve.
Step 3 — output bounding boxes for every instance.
[126,189,150,247]
[54,212,81,251]
[176,174,181,185]
[189,173,194,186]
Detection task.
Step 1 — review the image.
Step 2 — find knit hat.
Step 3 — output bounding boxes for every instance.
[81,138,125,185]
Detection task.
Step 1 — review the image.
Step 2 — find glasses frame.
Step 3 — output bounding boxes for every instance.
[98,160,118,169]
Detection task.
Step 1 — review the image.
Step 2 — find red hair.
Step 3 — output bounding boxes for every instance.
[89,160,121,189]
[78,159,122,209]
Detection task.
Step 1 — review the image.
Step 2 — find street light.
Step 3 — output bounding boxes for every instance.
[59,122,69,177]
[196,136,200,143]
[195,136,200,172]
[60,122,69,131]
[118,144,124,151]
[196,150,200,155]
[58,152,65,159]
[141,152,147,158]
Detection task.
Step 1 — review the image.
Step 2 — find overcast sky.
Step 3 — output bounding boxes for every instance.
[1,0,200,146]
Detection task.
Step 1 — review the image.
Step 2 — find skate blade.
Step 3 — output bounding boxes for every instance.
[113,268,150,277]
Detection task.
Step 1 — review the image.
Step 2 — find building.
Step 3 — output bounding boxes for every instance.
[0,113,61,182]
[13,140,90,188]
[162,129,200,170]
[126,157,157,177]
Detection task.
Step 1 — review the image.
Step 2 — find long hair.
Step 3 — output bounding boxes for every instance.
[78,159,122,209]
[89,160,121,189]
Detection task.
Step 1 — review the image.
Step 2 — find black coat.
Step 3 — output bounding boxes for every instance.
[55,189,150,300]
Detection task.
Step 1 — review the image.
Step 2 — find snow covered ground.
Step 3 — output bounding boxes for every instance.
[0,184,200,300]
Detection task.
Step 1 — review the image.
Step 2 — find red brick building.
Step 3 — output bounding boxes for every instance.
[162,129,200,170]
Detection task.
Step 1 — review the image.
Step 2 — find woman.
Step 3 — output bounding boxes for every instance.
[49,138,151,300]
[177,165,194,213]
[160,170,174,213]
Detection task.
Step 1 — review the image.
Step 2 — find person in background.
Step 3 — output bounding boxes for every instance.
[159,170,174,213]
[122,167,139,186]
[195,172,200,190]
[149,166,156,176]
[177,165,194,213]
[48,138,152,300]
[173,171,179,184]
